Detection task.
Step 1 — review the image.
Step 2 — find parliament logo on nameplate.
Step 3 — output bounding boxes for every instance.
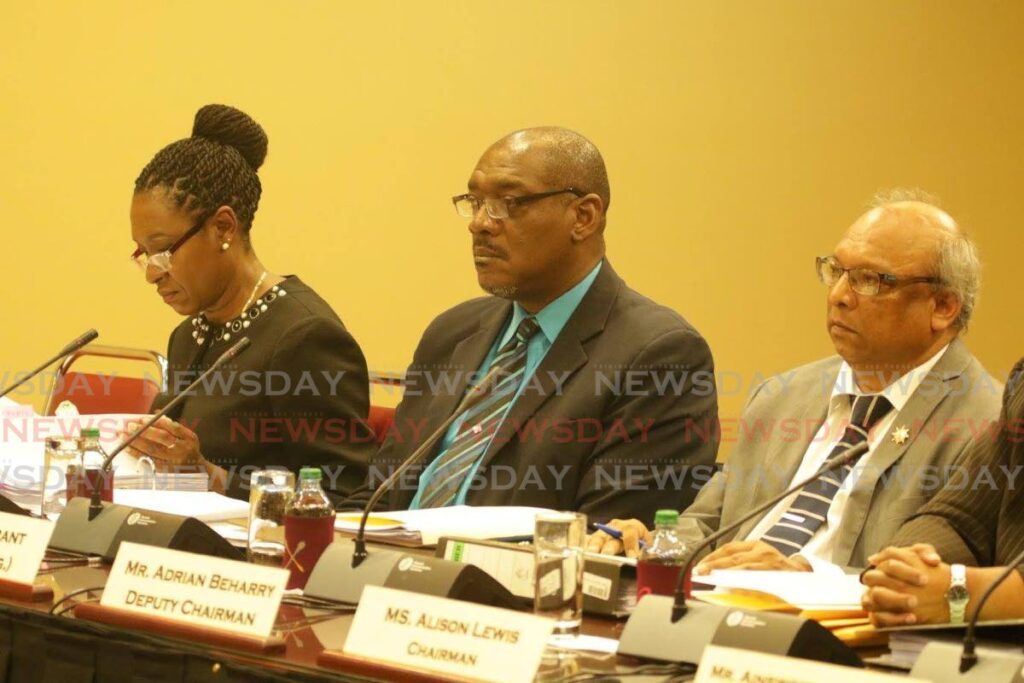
[343,585,554,683]
[695,645,925,683]
[102,542,288,638]
[0,512,53,585]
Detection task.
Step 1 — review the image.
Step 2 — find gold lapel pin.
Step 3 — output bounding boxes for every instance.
[891,425,910,445]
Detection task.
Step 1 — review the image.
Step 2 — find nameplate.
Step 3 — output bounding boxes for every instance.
[102,542,288,638]
[0,512,53,585]
[343,585,553,683]
[695,645,925,683]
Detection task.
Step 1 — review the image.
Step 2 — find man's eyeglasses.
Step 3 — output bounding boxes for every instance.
[816,255,945,296]
[452,188,585,220]
[130,212,212,275]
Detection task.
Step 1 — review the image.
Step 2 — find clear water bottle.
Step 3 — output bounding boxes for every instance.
[636,509,689,600]
[283,467,335,590]
[42,401,80,517]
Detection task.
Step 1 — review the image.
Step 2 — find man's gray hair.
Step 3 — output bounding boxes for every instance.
[870,188,981,330]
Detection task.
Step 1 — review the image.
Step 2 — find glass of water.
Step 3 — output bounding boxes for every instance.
[534,511,586,637]
[248,469,295,566]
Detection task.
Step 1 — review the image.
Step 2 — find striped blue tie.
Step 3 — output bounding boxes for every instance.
[761,393,893,556]
[417,317,541,508]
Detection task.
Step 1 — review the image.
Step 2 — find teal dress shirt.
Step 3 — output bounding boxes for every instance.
[409,261,604,508]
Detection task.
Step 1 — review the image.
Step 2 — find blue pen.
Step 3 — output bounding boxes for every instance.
[592,522,646,549]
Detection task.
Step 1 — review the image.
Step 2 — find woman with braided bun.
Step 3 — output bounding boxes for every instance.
[124,104,374,500]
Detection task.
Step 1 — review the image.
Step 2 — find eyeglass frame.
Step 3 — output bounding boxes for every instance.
[130,210,214,274]
[815,255,945,296]
[451,187,586,220]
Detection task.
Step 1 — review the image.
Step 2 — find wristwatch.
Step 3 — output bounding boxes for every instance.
[945,563,970,624]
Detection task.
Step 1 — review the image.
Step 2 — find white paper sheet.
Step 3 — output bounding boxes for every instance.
[695,570,865,610]
[112,490,249,522]
[336,505,557,546]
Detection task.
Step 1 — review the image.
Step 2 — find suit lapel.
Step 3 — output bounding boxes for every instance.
[831,339,972,566]
[476,262,622,470]
[417,301,511,464]
[731,363,837,541]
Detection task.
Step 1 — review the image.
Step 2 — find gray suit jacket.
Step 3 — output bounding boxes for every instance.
[678,338,1002,568]
[357,261,720,522]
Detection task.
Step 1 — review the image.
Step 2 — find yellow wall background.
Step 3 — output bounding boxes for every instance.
[2,2,1021,454]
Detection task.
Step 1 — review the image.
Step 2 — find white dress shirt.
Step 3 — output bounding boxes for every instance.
[744,344,951,571]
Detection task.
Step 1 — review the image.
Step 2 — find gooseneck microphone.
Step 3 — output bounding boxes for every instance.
[670,440,870,621]
[0,329,99,400]
[87,337,251,520]
[617,440,871,666]
[301,363,523,609]
[352,362,509,566]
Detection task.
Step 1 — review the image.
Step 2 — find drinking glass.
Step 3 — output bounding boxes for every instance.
[534,511,586,637]
[248,469,295,566]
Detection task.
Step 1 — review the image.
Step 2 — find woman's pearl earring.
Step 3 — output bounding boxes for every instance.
[221,242,230,251]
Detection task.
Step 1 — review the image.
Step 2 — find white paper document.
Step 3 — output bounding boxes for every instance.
[335,506,556,547]
[113,490,249,522]
[695,570,865,610]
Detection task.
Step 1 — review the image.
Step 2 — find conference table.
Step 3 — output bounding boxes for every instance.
[0,527,702,683]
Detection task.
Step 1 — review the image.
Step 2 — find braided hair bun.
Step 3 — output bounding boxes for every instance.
[135,104,267,231]
[192,104,268,171]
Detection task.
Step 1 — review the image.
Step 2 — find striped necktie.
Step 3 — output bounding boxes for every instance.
[417,317,541,508]
[761,393,893,556]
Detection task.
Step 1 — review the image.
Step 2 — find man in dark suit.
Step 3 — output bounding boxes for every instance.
[360,127,719,521]
[862,359,1024,626]
[589,193,1002,571]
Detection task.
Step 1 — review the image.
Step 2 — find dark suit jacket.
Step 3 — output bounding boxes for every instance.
[154,275,375,500]
[890,358,1024,567]
[360,262,719,522]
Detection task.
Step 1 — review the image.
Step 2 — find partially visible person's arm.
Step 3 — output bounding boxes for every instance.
[862,544,1024,626]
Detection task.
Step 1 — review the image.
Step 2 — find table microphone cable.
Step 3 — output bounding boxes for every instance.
[48,585,106,617]
[280,593,358,613]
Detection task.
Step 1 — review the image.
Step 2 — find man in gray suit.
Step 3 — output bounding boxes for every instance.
[355,127,719,522]
[589,192,1002,571]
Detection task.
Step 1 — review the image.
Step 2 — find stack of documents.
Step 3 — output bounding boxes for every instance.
[693,569,865,613]
[334,506,557,547]
[692,570,887,647]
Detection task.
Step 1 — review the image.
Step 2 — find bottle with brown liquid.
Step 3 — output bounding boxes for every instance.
[636,509,689,599]
[283,467,335,589]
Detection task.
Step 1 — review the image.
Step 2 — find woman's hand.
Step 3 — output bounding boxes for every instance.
[120,416,204,468]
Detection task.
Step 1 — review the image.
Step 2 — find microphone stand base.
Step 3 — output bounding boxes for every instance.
[910,641,1024,682]
[49,497,242,562]
[304,540,521,608]
[618,595,862,667]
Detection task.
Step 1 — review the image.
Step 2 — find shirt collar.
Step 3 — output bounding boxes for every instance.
[830,343,951,413]
[507,261,603,344]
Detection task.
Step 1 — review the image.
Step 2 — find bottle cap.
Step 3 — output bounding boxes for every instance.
[55,400,79,418]
[654,509,679,526]
[80,427,101,438]
[299,467,322,481]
